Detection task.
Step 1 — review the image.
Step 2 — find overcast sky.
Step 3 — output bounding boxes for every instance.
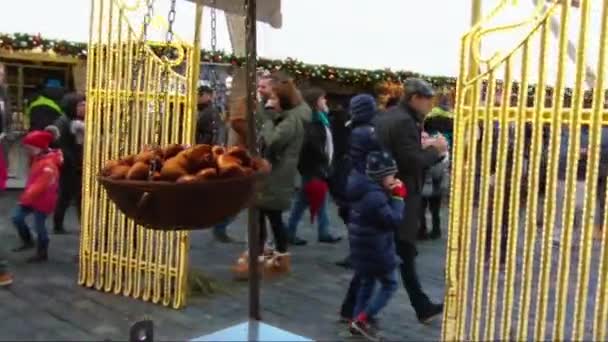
[0,0,477,76]
[0,0,599,83]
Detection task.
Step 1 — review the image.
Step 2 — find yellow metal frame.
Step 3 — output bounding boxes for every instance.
[443,0,608,340]
[78,0,203,309]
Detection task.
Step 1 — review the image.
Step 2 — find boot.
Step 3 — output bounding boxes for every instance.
[13,230,34,252]
[27,246,48,263]
[53,226,69,235]
[430,229,441,240]
[417,229,430,241]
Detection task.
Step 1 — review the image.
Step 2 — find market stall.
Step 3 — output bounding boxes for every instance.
[0,45,85,188]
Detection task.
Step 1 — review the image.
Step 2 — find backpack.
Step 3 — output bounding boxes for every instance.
[328,127,352,206]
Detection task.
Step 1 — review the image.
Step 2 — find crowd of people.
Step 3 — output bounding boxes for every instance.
[0,64,455,341]
[0,62,85,285]
[196,72,453,340]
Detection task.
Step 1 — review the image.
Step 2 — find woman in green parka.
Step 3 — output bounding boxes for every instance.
[256,73,309,253]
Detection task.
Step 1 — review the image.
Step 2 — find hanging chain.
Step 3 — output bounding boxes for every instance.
[164,0,177,60]
[165,0,177,46]
[132,0,154,93]
[210,3,218,54]
[207,0,220,143]
[122,0,155,155]
[154,0,178,146]
[209,0,219,90]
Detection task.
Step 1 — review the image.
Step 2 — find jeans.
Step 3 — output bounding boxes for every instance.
[396,239,432,313]
[354,270,398,319]
[12,205,49,248]
[287,187,331,239]
[259,209,288,253]
[340,273,360,319]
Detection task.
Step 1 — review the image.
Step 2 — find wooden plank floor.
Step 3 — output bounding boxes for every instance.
[0,191,446,341]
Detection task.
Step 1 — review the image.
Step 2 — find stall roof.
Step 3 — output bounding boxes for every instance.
[184,0,282,28]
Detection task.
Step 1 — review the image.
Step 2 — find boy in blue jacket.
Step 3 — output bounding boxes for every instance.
[347,151,407,341]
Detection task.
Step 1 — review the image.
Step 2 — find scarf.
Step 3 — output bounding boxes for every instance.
[315,111,334,164]
[315,111,330,128]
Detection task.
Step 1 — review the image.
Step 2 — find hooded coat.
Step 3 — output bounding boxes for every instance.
[347,170,404,276]
[255,102,308,210]
[20,150,63,214]
[348,105,383,173]
[328,101,382,207]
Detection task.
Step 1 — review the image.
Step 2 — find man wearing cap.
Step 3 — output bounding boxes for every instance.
[195,85,233,242]
[374,78,448,323]
[26,79,65,132]
[196,85,226,146]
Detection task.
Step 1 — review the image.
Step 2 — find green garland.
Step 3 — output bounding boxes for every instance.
[0,32,598,104]
[0,32,457,89]
[0,33,88,59]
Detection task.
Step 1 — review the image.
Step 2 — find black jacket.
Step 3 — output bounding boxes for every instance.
[196,103,226,145]
[298,119,330,180]
[329,110,350,163]
[55,93,85,173]
[374,103,442,242]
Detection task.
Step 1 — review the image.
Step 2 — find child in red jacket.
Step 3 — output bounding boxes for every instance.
[12,130,63,262]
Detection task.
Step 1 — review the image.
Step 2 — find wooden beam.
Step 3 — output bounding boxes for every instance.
[0,49,80,65]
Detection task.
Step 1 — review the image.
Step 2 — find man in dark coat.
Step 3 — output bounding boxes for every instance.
[374,78,448,323]
[196,85,226,146]
[52,93,86,234]
[196,86,232,242]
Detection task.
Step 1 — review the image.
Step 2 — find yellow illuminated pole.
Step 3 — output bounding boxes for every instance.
[443,1,483,341]
[469,0,482,79]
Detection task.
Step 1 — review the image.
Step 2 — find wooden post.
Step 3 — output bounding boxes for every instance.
[244,0,261,321]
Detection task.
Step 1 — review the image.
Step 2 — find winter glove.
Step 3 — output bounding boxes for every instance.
[391,183,408,199]
[71,120,85,145]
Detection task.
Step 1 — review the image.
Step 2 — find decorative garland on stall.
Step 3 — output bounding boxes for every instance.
[0,32,456,88]
[0,32,600,105]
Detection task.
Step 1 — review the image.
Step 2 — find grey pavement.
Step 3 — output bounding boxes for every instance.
[0,190,446,341]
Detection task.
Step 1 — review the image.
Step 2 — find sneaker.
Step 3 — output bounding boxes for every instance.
[0,272,13,287]
[319,235,342,244]
[429,230,441,240]
[350,320,382,342]
[417,302,444,324]
[27,248,48,263]
[335,257,352,269]
[12,242,35,252]
[338,315,351,324]
[417,230,430,241]
[289,236,308,246]
[54,227,69,235]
